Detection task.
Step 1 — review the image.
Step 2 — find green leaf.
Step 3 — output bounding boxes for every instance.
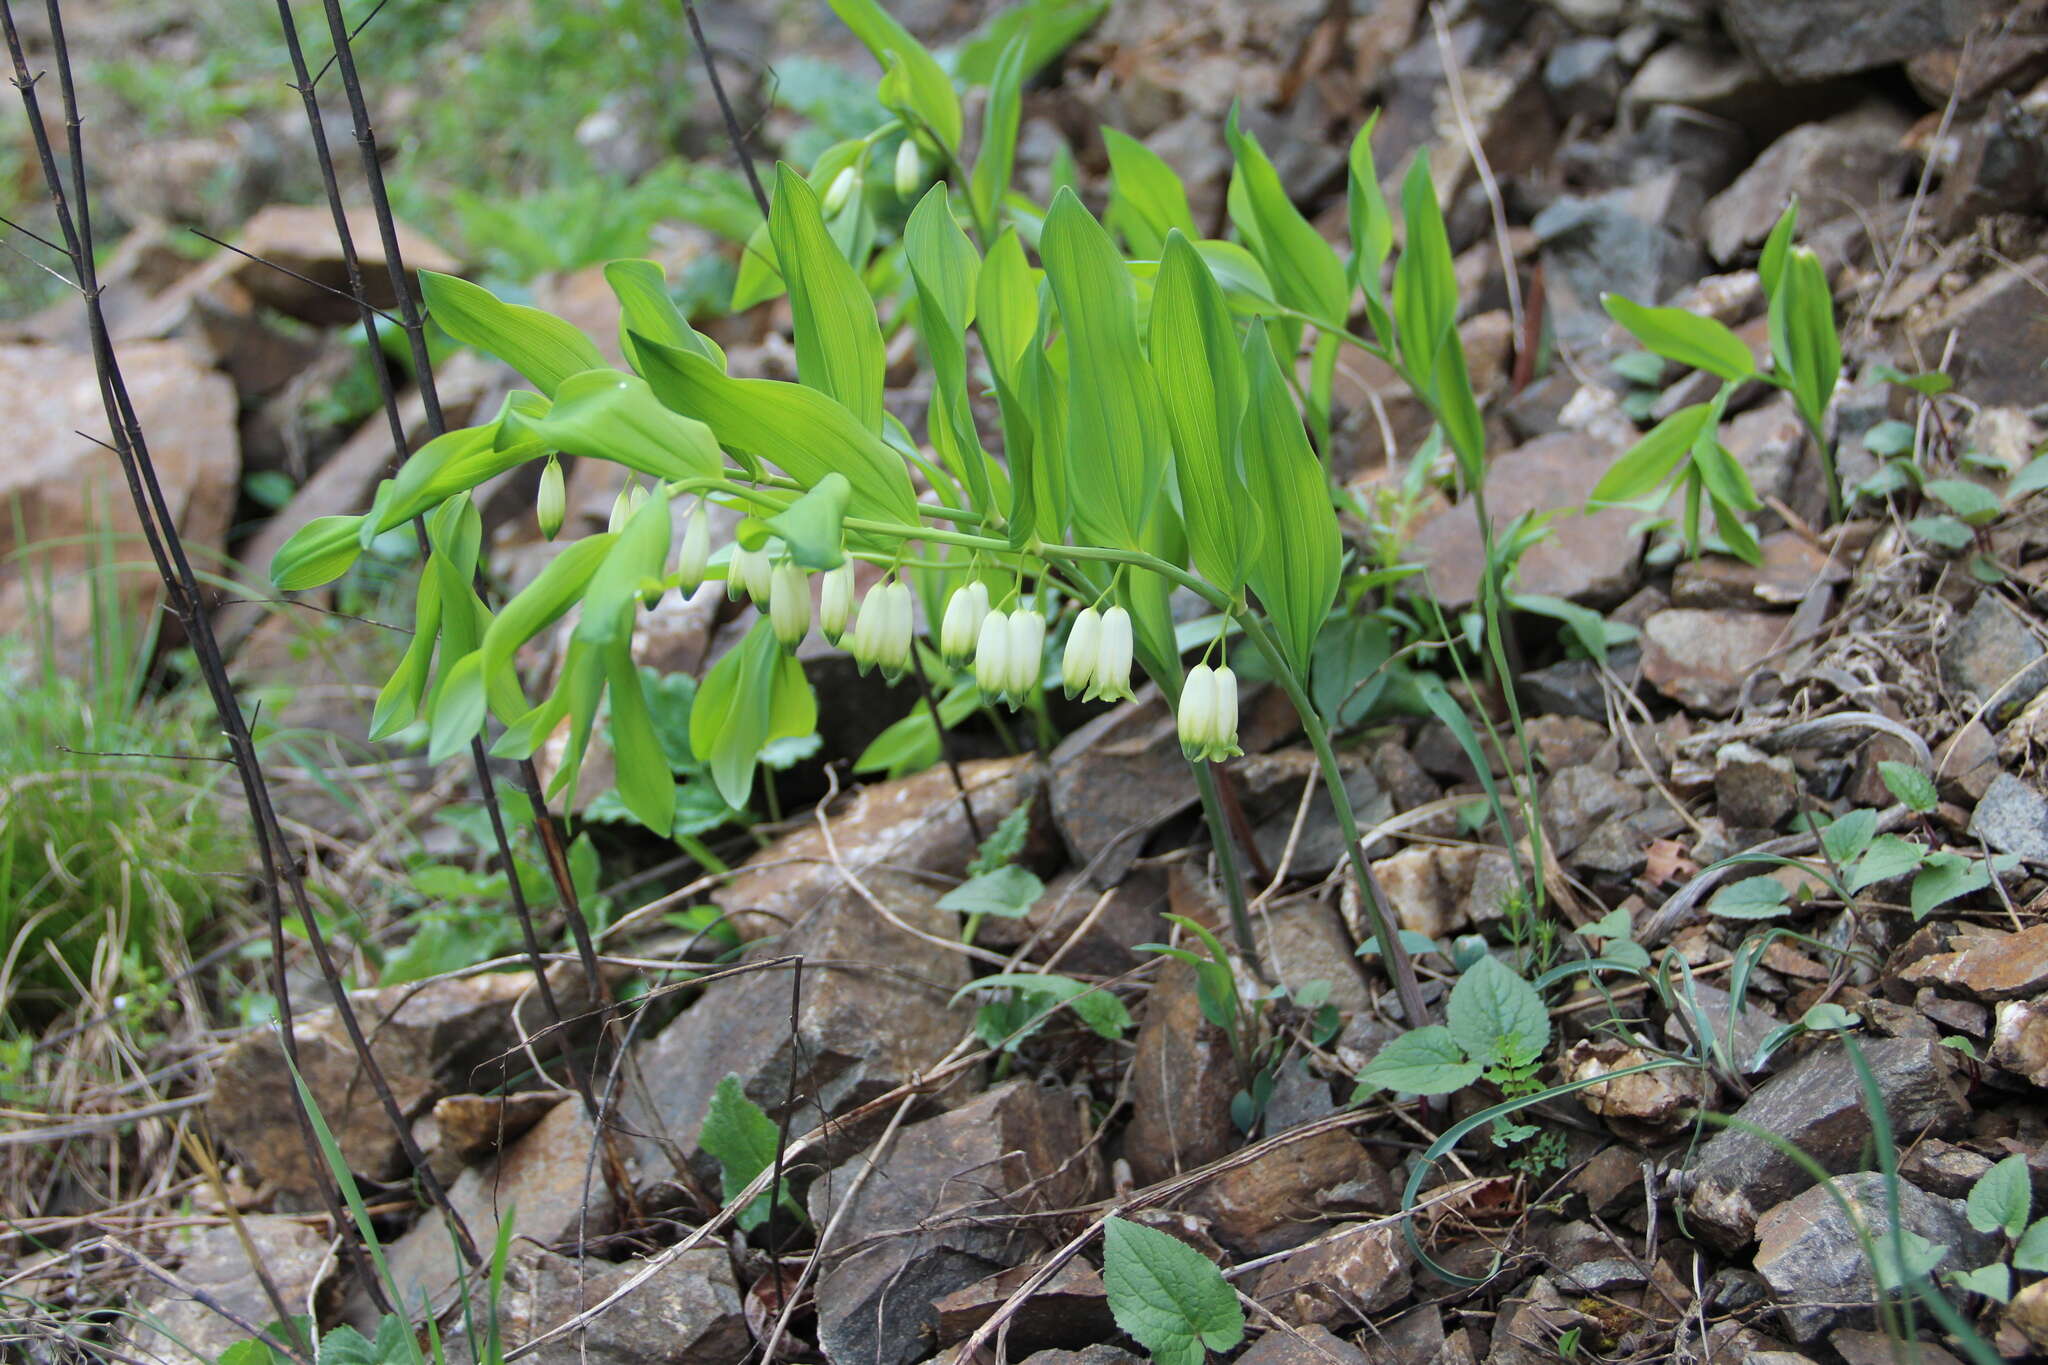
[689,619,817,809]
[1848,834,1928,892]
[1356,1026,1482,1095]
[951,0,1107,87]
[604,639,675,836]
[271,515,368,591]
[1968,1154,2032,1237]
[2015,1217,2048,1273]
[1911,852,1992,919]
[1949,1262,2011,1304]
[1224,105,1347,327]
[970,35,1028,234]
[1757,199,1799,298]
[1863,419,1916,458]
[1344,113,1393,343]
[1776,247,1840,435]
[370,556,445,740]
[1041,188,1171,548]
[2008,453,2048,501]
[1707,876,1792,919]
[954,972,1132,1041]
[758,471,852,570]
[827,0,962,150]
[1908,514,1973,550]
[1869,1227,1950,1292]
[1102,1217,1245,1365]
[1392,153,1456,390]
[1924,479,2002,527]
[1588,403,1713,506]
[1867,361,1952,396]
[605,258,724,374]
[699,1074,791,1232]
[420,271,606,398]
[1240,320,1340,674]
[1601,294,1756,381]
[1878,760,1939,814]
[1103,127,1197,257]
[1446,956,1549,1068]
[1310,614,1391,728]
[317,1316,412,1365]
[502,368,725,483]
[771,163,885,433]
[937,864,1045,918]
[1820,807,1878,868]
[905,185,1001,516]
[574,488,672,648]
[1151,232,1258,592]
[636,335,920,528]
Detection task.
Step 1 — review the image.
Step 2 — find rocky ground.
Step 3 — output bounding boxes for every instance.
[7,1,2048,1364]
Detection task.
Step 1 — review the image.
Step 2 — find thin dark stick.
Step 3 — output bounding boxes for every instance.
[677,0,769,218]
[0,209,71,256]
[765,958,803,1266]
[1211,762,1273,887]
[186,228,404,328]
[0,0,401,1312]
[906,645,983,846]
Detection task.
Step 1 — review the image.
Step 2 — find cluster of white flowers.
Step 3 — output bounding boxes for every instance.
[848,578,914,675]
[1177,662,1241,762]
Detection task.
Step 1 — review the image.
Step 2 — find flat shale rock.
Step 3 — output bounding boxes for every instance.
[1685,1038,1969,1248]
[1048,691,1199,887]
[1700,105,1909,264]
[1902,922,2048,1000]
[1180,1126,1384,1258]
[1940,592,2048,710]
[1251,1222,1413,1328]
[932,1260,1115,1354]
[1755,1172,1995,1342]
[1913,253,2048,409]
[1123,960,1241,1185]
[499,1248,748,1365]
[1721,0,1995,83]
[1672,534,1848,610]
[806,1080,1099,1365]
[1236,1325,1369,1365]
[126,1218,332,1365]
[1967,773,2048,863]
[1639,608,1792,715]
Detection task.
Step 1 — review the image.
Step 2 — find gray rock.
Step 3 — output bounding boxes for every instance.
[1701,105,1910,266]
[1662,981,1784,1073]
[1237,1324,1369,1365]
[1257,894,1375,1017]
[1640,608,1792,715]
[625,758,1036,1190]
[1755,1172,1997,1342]
[1544,39,1623,122]
[1405,433,1646,609]
[1941,593,2048,712]
[1969,773,2048,864]
[1241,748,1393,878]
[1721,0,1994,83]
[1628,105,1749,199]
[126,1219,332,1365]
[1721,398,1831,534]
[1544,766,1644,856]
[1534,190,1710,347]
[1911,253,2048,410]
[1715,742,1801,829]
[1125,960,1240,1185]
[1182,1126,1386,1258]
[932,1260,1115,1355]
[501,1249,747,1365]
[1686,1038,1970,1248]
[1252,1223,1412,1328]
[1901,922,2048,1001]
[1522,651,1639,721]
[1049,691,1198,887]
[808,1080,1099,1365]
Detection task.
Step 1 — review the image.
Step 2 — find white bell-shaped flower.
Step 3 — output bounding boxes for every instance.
[973,609,1011,697]
[729,544,773,605]
[1005,609,1045,697]
[1089,606,1135,703]
[675,500,710,591]
[895,138,924,199]
[769,560,811,650]
[1178,663,1243,763]
[940,581,990,664]
[818,564,854,644]
[823,165,860,214]
[876,581,915,675]
[1062,607,1102,699]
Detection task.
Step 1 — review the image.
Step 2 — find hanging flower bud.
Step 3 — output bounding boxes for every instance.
[850,580,888,672]
[675,500,710,592]
[1177,663,1243,763]
[769,560,811,650]
[535,456,565,541]
[940,581,990,664]
[823,165,860,214]
[607,478,639,534]
[894,138,923,199]
[973,608,1011,698]
[818,563,854,644]
[1005,608,1045,697]
[877,581,915,676]
[1089,606,1135,703]
[1062,607,1102,699]
[729,543,773,604]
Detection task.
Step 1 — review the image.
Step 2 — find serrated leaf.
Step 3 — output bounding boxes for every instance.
[937,864,1045,918]
[1911,852,1992,919]
[1869,1227,1950,1291]
[1446,956,1549,1069]
[1848,835,1927,893]
[1821,808,1878,868]
[1924,478,2003,526]
[1708,876,1793,919]
[1878,760,1938,814]
[2016,1217,2048,1273]
[1968,1154,2032,1237]
[1949,1262,2011,1303]
[420,271,606,398]
[1601,294,1756,381]
[1102,1217,1245,1365]
[1356,1026,1482,1095]
[316,1316,411,1365]
[699,1074,791,1232]
[1908,513,1974,550]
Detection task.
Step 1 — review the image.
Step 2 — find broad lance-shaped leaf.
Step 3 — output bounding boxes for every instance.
[635,333,921,529]
[369,554,445,741]
[1040,188,1170,548]
[1240,320,1339,674]
[969,34,1027,236]
[826,0,962,150]
[977,229,1054,544]
[605,636,675,836]
[1586,402,1713,506]
[420,271,606,398]
[690,618,819,809]
[742,472,851,570]
[576,487,672,649]
[1392,153,1456,391]
[1345,113,1394,345]
[770,162,885,434]
[1151,231,1258,592]
[1103,127,1197,257]
[605,258,724,374]
[499,369,725,483]
[1225,105,1348,329]
[1602,293,1756,382]
[1777,246,1840,434]
[905,185,1003,516]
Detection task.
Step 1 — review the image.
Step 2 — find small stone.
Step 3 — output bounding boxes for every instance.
[2007,1278,2048,1350]
[1048,692,1199,886]
[1544,766,1644,856]
[125,1219,332,1365]
[1755,1172,1996,1342]
[1575,806,1687,875]
[413,1092,566,1185]
[1568,1145,1646,1218]
[1520,715,1613,772]
[932,1260,1115,1354]
[1561,1039,1714,1138]
[229,204,457,325]
[1700,105,1909,264]
[1914,253,2048,409]
[1251,1223,1412,1328]
[1236,1325,1368,1365]
[1543,38,1622,121]
[1991,998,2048,1085]
[1462,849,1525,926]
[1914,989,1988,1037]
[1181,1128,1381,1258]
[1720,0,1995,83]
[1355,1306,1445,1365]
[1715,742,1801,829]
[1257,894,1374,1017]
[1662,982,1782,1070]
[1404,433,1646,609]
[1899,1139,1995,1201]
[1369,846,1470,940]
[1534,190,1710,347]
[1686,1038,1969,1248]
[501,1249,748,1365]
[1125,960,1240,1184]
[1640,608,1793,715]
[1831,1327,1966,1365]
[1902,923,2048,1001]
[1937,720,2003,802]
[1672,534,1849,610]
[1941,593,2048,711]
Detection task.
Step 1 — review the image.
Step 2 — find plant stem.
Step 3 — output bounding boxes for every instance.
[1191,760,1259,968]
[1236,616,1432,1028]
